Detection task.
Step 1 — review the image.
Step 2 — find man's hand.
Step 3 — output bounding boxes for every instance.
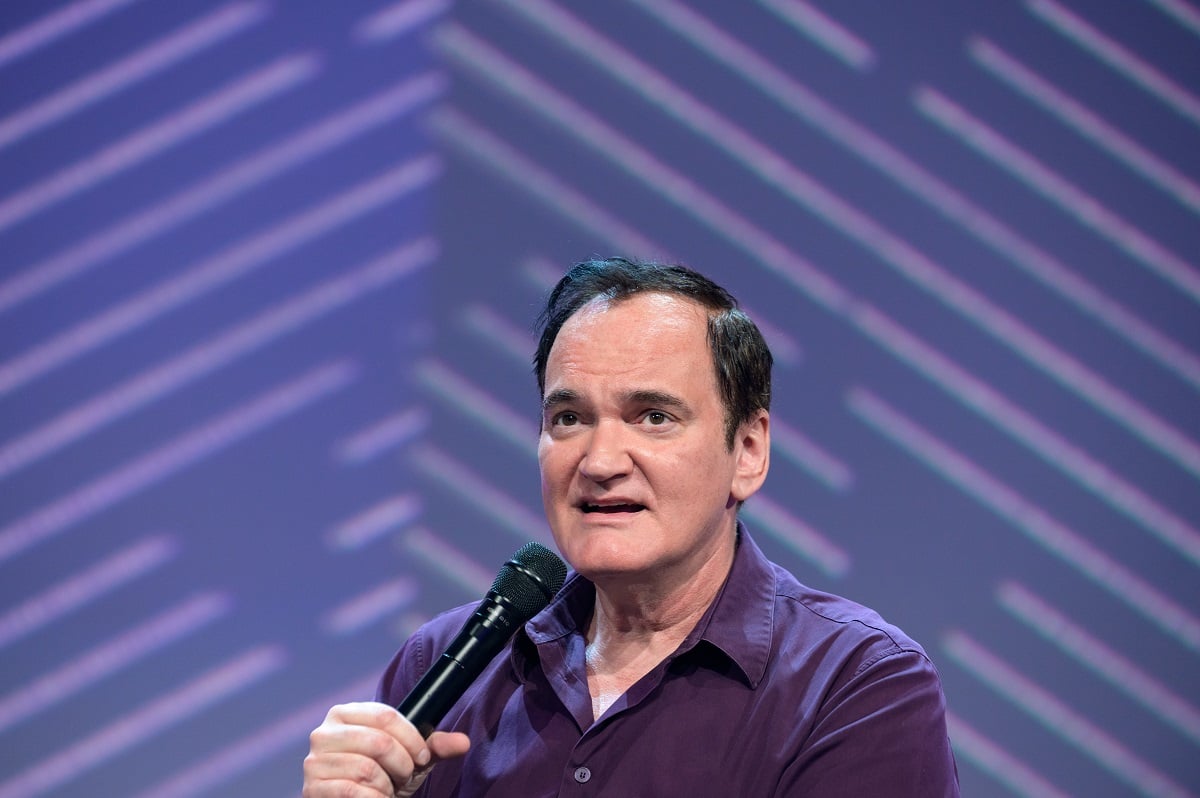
[302,702,471,797]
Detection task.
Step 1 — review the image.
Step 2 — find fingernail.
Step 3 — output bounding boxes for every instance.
[416,748,431,767]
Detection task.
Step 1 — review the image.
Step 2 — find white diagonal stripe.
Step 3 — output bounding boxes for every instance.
[0,156,439,395]
[627,0,1200,392]
[848,387,1200,655]
[450,10,1200,481]
[1027,0,1200,127]
[0,53,320,232]
[0,646,286,798]
[0,71,444,314]
[0,238,435,479]
[0,361,357,564]
[757,0,875,70]
[998,581,1200,745]
[915,86,1200,305]
[0,593,231,733]
[0,2,270,151]
[0,0,147,68]
[945,631,1195,798]
[969,36,1200,216]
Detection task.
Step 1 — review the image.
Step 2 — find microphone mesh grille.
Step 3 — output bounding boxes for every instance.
[490,542,567,621]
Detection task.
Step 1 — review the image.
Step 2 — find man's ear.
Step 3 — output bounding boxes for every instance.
[731,410,770,502]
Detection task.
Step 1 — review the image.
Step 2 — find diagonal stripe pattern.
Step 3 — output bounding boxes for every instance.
[0,1,1195,796]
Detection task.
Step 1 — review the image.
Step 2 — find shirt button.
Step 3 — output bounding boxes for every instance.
[573,766,592,783]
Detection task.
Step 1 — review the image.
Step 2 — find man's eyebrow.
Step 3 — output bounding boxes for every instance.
[625,390,688,411]
[541,389,688,412]
[542,389,579,412]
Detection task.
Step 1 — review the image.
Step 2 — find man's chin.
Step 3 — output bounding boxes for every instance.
[569,551,662,587]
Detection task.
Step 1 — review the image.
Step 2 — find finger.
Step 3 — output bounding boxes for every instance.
[302,750,394,796]
[302,778,396,798]
[325,702,432,765]
[308,709,426,786]
[308,703,469,793]
[427,731,471,762]
[321,701,408,732]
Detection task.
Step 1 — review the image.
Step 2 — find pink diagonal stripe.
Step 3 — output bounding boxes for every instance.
[0,0,147,68]
[0,237,435,479]
[0,361,357,565]
[0,2,270,151]
[0,536,177,648]
[847,387,1200,655]
[0,71,444,314]
[1027,0,1200,127]
[0,646,286,798]
[0,52,319,232]
[627,0,1200,392]
[0,592,231,733]
[0,156,438,395]
[944,631,1195,798]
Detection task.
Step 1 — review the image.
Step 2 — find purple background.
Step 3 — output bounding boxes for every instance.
[0,1,1197,796]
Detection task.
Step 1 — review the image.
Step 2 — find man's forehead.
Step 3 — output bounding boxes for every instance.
[553,293,710,350]
[543,337,719,413]
[570,290,707,320]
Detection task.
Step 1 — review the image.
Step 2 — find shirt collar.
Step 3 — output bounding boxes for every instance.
[516,521,777,688]
[524,570,594,645]
[677,521,775,687]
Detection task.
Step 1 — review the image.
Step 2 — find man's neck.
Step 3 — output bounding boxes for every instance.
[582,533,736,720]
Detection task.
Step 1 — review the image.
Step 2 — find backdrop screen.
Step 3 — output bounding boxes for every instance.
[0,2,1196,796]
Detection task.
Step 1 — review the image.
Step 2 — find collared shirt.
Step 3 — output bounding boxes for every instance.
[377,525,960,796]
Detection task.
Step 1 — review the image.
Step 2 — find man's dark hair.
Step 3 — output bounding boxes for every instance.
[534,257,772,449]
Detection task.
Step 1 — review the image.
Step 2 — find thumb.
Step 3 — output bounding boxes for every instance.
[393,731,470,798]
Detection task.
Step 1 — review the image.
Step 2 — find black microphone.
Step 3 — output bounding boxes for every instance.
[396,541,567,737]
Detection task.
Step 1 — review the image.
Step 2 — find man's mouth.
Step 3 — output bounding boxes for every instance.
[581,503,645,514]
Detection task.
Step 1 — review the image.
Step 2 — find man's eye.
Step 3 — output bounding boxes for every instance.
[554,412,579,426]
[645,411,668,425]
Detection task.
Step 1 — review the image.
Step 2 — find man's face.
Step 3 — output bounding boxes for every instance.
[537,292,768,587]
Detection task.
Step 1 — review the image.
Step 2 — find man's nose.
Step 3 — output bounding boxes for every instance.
[578,419,633,482]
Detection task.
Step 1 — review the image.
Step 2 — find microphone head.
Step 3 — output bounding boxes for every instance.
[489,542,567,622]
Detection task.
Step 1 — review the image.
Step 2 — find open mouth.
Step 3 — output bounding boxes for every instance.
[581,503,645,514]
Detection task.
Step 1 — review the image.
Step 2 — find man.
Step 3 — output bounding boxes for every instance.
[303,258,960,796]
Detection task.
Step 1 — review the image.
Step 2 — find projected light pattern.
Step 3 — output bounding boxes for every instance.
[0,1,1195,796]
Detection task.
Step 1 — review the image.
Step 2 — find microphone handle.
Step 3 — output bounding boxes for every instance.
[395,596,516,737]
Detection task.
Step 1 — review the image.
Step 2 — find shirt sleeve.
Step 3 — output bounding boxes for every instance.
[775,647,960,797]
[375,603,478,706]
[375,626,432,706]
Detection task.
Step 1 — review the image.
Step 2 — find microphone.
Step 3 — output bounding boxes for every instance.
[396,541,567,737]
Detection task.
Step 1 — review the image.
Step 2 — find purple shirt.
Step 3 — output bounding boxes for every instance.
[378,526,959,796]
